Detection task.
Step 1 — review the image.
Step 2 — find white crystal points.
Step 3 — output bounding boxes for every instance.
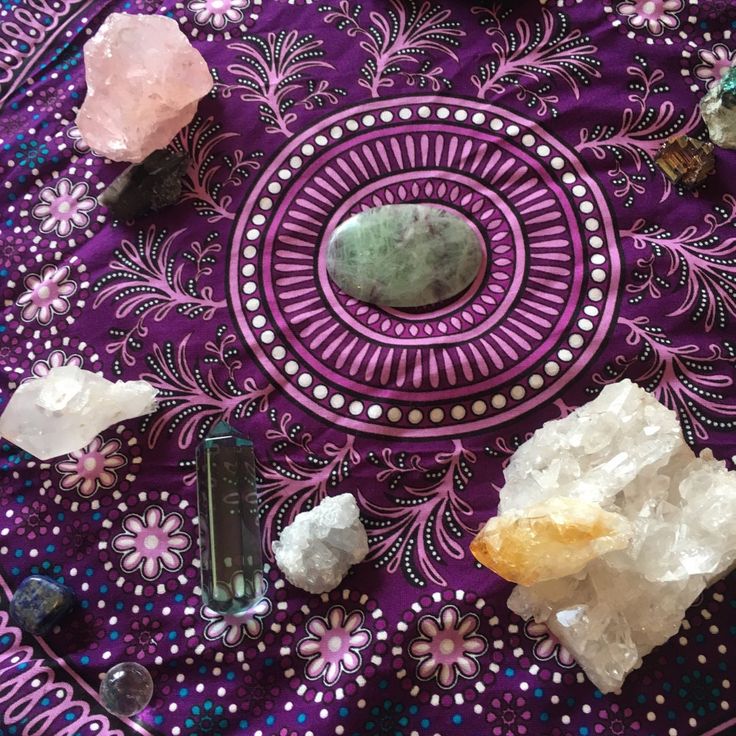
[273,493,369,594]
[0,366,157,460]
[76,13,213,163]
[496,379,736,693]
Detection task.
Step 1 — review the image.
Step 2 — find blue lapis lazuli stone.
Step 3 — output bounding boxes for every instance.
[9,574,75,635]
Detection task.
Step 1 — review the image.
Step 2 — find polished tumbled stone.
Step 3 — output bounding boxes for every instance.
[99,662,154,717]
[326,204,483,308]
[9,575,75,635]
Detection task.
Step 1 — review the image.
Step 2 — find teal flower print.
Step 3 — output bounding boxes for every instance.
[679,669,721,718]
[185,700,229,736]
[15,139,48,168]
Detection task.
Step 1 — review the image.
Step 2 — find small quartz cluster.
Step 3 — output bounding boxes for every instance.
[273,494,369,594]
[472,379,736,693]
[0,366,157,460]
[76,13,213,163]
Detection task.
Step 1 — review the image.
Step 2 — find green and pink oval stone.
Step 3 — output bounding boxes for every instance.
[326,204,483,308]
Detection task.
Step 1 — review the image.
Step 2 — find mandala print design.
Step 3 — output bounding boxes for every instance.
[297,606,372,686]
[16,264,76,326]
[31,178,96,237]
[606,0,685,43]
[229,97,621,438]
[201,589,272,647]
[55,435,127,497]
[409,605,487,688]
[176,0,262,40]
[524,621,576,668]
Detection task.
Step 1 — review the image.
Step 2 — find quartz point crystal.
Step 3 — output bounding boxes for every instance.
[195,421,264,615]
[471,379,736,693]
[76,13,213,163]
[99,662,154,717]
[0,366,157,461]
[9,575,75,635]
[326,204,483,308]
[654,136,715,189]
[273,493,369,594]
[700,66,736,149]
[100,148,188,220]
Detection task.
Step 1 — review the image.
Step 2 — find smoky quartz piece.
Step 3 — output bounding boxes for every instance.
[99,148,188,220]
[196,421,263,615]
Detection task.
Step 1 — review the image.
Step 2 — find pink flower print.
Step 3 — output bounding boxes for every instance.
[297,607,371,686]
[409,605,487,689]
[56,436,126,498]
[487,692,532,736]
[112,506,191,580]
[14,500,52,540]
[31,349,83,378]
[32,178,96,237]
[16,264,76,326]
[695,44,736,89]
[525,621,576,668]
[595,703,641,734]
[36,87,64,114]
[123,615,164,659]
[61,518,96,560]
[67,126,91,153]
[0,235,25,267]
[616,0,683,35]
[201,594,272,646]
[188,0,247,29]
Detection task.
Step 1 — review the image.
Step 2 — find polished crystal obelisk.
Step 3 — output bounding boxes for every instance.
[196,421,263,614]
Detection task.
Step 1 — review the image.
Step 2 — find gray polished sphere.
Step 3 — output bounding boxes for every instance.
[99,662,154,717]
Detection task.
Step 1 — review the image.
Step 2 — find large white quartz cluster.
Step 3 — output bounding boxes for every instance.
[0,366,157,460]
[473,379,736,693]
[273,493,369,594]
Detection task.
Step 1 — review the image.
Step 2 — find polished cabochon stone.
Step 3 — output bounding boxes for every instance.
[326,204,483,308]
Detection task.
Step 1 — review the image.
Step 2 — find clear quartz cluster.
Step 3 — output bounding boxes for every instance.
[472,379,736,693]
[272,493,369,594]
[76,13,213,163]
[0,366,157,460]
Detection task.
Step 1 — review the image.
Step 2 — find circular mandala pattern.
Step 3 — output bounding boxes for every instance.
[278,588,387,703]
[229,97,621,438]
[98,490,198,595]
[175,0,263,41]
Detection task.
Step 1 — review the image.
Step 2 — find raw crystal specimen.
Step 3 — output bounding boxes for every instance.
[701,66,736,149]
[472,379,736,693]
[0,366,157,461]
[272,493,369,594]
[100,148,188,220]
[195,421,263,615]
[9,575,75,635]
[326,204,483,308]
[654,136,715,188]
[470,497,632,586]
[76,13,213,163]
[99,662,154,717]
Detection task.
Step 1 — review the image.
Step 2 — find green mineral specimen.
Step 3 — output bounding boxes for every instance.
[720,66,736,109]
[196,421,263,615]
[326,204,483,308]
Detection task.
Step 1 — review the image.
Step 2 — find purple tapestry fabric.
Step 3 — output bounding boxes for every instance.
[1,1,735,735]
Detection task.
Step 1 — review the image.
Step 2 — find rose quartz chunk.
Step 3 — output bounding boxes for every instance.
[76,13,213,163]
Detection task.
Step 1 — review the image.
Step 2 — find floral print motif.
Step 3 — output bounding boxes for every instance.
[487,692,532,736]
[594,703,641,734]
[14,500,52,540]
[111,505,191,580]
[188,0,248,29]
[409,605,487,688]
[201,593,271,647]
[123,616,164,659]
[31,349,83,378]
[616,0,683,35]
[525,621,576,668]
[56,436,126,497]
[695,43,736,89]
[67,125,90,153]
[32,178,96,237]
[185,700,229,736]
[61,518,96,561]
[297,607,371,686]
[16,265,76,326]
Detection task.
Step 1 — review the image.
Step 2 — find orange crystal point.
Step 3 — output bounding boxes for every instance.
[470,496,631,586]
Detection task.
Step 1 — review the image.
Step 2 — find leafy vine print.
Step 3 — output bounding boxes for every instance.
[470,4,600,117]
[257,410,360,557]
[359,441,477,588]
[223,30,345,137]
[172,115,262,223]
[319,0,464,96]
[594,316,736,443]
[577,55,700,205]
[625,195,736,332]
